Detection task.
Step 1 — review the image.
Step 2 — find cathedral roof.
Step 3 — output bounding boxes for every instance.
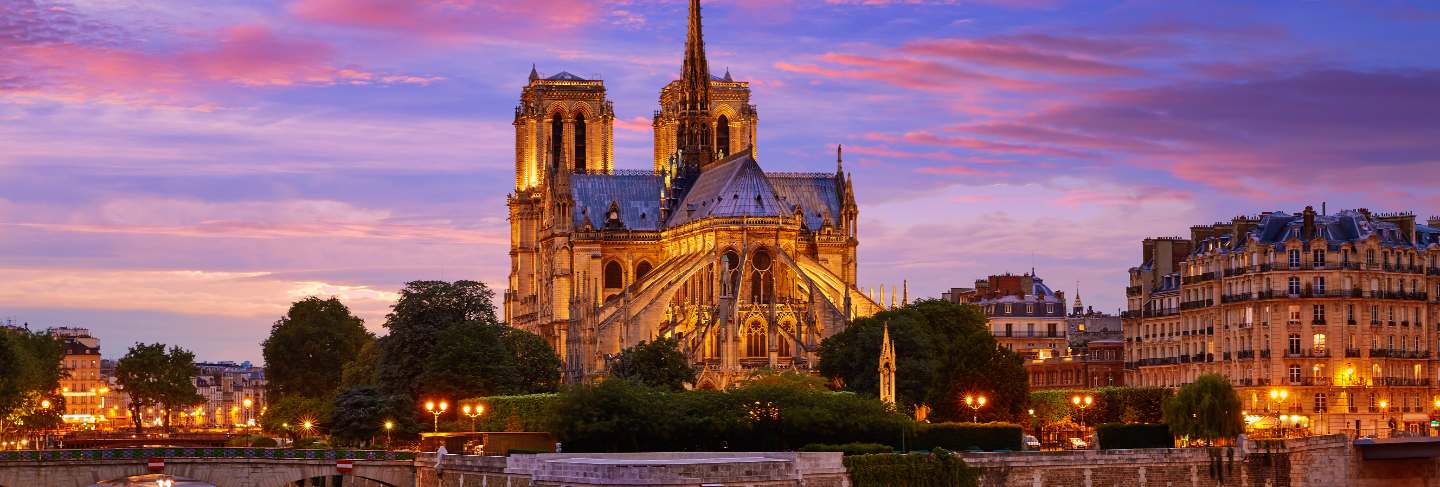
[546,71,588,81]
[769,172,841,230]
[666,151,785,227]
[571,172,663,231]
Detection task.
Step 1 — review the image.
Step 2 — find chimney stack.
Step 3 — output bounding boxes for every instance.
[1302,206,1316,240]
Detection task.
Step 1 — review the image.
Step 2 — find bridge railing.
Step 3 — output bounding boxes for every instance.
[0,447,416,462]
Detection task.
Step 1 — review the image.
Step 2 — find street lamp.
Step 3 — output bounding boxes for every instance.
[384,420,394,447]
[242,398,254,430]
[1268,388,1290,438]
[425,400,448,433]
[301,420,314,438]
[1071,394,1094,429]
[1379,400,1392,437]
[963,394,987,423]
[462,404,484,432]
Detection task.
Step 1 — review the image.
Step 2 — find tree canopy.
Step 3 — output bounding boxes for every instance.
[262,297,374,402]
[375,280,562,400]
[817,299,1028,422]
[115,343,203,432]
[608,337,697,391]
[0,328,64,433]
[1163,373,1243,445]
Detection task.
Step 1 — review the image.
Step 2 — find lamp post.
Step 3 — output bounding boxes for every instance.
[384,420,394,447]
[462,405,484,432]
[963,394,988,423]
[1071,394,1094,429]
[242,398,254,430]
[1269,388,1290,438]
[425,400,448,433]
[1379,400,1391,437]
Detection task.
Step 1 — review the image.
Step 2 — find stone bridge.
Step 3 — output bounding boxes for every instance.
[0,448,415,487]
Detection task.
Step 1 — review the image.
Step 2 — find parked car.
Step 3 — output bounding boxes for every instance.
[1068,437,1089,450]
[1023,435,1041,451]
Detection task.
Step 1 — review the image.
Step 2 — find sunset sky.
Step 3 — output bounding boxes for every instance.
[3,0,1438,361]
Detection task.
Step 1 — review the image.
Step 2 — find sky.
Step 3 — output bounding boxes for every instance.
[2,0,1439,362]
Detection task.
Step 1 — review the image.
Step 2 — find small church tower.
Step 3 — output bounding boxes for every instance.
[879,323,896,406]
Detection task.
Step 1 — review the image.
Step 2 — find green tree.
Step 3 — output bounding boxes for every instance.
[376,280,499,397]
[608,337,697,391]
[328,385,418,447]
[1163,374,1243,445]
[263,297,374,402]
[817,299,1027,421]
[502,328,563,393]
[262,395,332,441]
[375,280,562,402]
[339,340,381,389]
[115,343,203,433]
[0,328,64,434]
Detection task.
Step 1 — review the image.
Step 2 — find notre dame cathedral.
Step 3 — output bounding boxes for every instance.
[504,0,883,388]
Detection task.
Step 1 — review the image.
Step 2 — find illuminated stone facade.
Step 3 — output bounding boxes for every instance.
[1125,208,1440,436]
[504,0,880,387]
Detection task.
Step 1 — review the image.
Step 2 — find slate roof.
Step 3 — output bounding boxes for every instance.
[666,152,786,227]
[571,173,663,231]
[769,173,841,230]
[546,71,588,81]
[1197,209,1428,255]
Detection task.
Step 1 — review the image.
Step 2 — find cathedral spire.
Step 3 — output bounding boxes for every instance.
[681,0,711,113]
[529,64,539,82]
[836,144,844,175]
[675,0,714,169]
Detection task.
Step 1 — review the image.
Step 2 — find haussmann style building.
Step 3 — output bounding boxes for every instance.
[504,0,883,388]
[1125,207,1440,436]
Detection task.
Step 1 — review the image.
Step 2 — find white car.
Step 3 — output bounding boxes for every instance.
[1023,435,1041,451]
[1068,437,1089,450]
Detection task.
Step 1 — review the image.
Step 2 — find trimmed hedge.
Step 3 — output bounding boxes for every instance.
[843,449,979,487]
[913,422,1022,452]
[1096,423,1173,450]
[800,442,894,455]
[459,393,558,432]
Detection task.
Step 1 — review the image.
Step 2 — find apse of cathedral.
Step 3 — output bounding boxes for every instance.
[504,0,884,388]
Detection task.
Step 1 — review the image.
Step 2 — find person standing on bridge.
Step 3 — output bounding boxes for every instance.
[435,444,448,483]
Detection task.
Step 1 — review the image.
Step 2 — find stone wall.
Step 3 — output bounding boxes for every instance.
[959,436,1355,487]
[414,452,848,487]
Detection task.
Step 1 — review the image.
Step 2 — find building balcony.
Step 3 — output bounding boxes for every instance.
[1236,350,1255,360]
[1221,293,1254,304]
[1312,319,1328,326]
[1345,348,1362,358]
[1180,299,1214,310]
[1260,350,1271,358]
[1375,377,1432,387]
[1126,285,1143,297]
[1182,272,1217,285]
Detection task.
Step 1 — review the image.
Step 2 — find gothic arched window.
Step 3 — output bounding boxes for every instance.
[776,322,793,357]
[745,321,767,357]
[722,249,740,297]
[636,261,653,282]
[604,261,623,289]
[716,115,730,156]
[550,115,564,170]
[574,113,587,173]
[750,248,774,304]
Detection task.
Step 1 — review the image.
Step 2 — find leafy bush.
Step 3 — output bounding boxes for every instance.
[251,436,279,447]
[913,422,1021,452]
[1029,387,1172,427]
[460,393,558,432]
[546,375,911,452]
[800,443,894,455]
[843,449,979,487]
[1095,423,1173,450]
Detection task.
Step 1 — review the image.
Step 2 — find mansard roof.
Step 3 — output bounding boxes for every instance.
[571,172,663,231]
[1196,209,1429,255]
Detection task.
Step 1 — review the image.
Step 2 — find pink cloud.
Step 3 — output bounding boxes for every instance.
[776,52,1053,94]
[1052,186,1193,207]
[288,0,598,41]
[2,22,440,106]
[614,115,652,132]
[915,165,1008,177]
[901,38,1141,76]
